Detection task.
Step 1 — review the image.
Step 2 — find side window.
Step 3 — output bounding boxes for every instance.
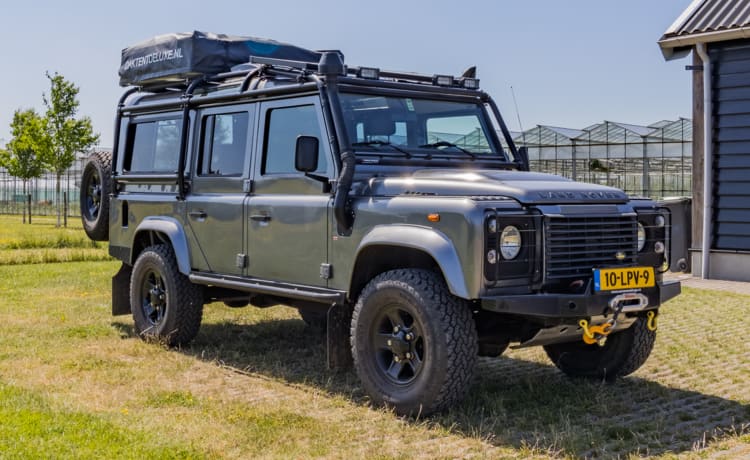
[263,105,327,175]
[125,118,181,172]
[198,112,249,176]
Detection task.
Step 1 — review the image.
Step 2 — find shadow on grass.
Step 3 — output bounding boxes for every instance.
[113,316,750,458]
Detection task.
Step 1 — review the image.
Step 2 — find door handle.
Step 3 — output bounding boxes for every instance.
[250,214,271,222]
[189,210,207,219]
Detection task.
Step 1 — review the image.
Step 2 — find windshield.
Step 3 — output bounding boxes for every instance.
[338,93,506,159]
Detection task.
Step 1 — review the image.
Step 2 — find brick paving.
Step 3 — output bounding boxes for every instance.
[664,272,750,295]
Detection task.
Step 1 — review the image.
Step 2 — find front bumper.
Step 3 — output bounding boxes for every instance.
[480,279,681,319]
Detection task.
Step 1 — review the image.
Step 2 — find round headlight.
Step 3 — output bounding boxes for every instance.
[637,222,646,252]
[500,226,522,260]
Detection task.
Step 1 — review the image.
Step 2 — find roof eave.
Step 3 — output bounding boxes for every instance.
[659,26,750,60]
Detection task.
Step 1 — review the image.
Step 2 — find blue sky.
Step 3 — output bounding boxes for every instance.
[0,0,691,148]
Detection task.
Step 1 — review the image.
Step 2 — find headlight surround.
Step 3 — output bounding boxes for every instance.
[500,225,522,260]
[637,222,647,252]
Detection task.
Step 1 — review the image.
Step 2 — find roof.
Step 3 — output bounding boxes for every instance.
[658,0,750,60]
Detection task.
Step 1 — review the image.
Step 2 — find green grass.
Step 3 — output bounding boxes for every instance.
[0,260,748,459]
[0,219,747,458]
[0,383,202,459]
[0,215,108,265]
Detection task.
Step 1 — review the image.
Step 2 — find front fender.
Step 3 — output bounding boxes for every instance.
[355,225,470,299]
[132,216,191,275]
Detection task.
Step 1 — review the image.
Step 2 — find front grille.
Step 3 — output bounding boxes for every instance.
[545,215,637,281]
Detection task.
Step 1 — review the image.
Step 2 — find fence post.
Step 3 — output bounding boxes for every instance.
[27,194,32,224]
[63,192,68,228]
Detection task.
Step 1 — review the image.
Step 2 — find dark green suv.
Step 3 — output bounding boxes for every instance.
[80,32,680,415]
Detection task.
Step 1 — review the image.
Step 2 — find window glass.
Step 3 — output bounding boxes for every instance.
[263,105,327,175]
[339,93,500,156]
[198,112,249,176]
[125,118,180,172]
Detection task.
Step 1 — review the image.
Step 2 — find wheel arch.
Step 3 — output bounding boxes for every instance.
[131,217,191,275]
[349,225,470,301]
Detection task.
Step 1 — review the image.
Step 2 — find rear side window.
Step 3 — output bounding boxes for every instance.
[198,112,249,176]
[124,118,181,173]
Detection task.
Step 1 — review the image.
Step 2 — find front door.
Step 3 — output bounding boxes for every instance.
[246,96,333,286]
[186,105,255,275]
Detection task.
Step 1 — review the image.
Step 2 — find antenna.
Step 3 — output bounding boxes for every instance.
[510,86,526,144]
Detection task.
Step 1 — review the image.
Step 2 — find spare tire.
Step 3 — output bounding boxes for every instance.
[80,151,112,241]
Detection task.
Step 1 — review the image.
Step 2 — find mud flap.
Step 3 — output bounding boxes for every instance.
[112,263,132,316]
[327,303,353,369]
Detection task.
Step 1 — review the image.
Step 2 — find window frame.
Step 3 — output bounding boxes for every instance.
[122,113,183,175]
[197,111,251,178]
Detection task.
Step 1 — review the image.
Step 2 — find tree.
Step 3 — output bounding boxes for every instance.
[40,72,99,227]
[0,109,47,223]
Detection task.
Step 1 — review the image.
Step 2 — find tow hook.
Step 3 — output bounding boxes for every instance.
[646,310,658,331]
[579,319,613,346]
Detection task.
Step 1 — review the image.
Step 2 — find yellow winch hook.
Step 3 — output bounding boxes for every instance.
[579,319,613,345]
[646,311,658,331]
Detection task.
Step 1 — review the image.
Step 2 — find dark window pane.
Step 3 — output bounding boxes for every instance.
[264,105,325,175]
[199,112,249,176]
[126,118,180,172]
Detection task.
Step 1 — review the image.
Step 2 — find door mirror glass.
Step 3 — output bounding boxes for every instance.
[295,135,319,173]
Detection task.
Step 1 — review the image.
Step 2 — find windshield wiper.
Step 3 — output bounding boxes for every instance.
[418,141,476,159]
[352,140,412,159]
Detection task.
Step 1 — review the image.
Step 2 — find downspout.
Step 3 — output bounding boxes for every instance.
[695,43,712,279]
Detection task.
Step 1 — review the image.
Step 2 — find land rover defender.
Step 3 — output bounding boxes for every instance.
[80,32,680,415]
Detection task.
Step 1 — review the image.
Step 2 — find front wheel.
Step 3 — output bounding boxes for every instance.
[543,315,657,380]
[130,244,204,346]
[351,269,478,416]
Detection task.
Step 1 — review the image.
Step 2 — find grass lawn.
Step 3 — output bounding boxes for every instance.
[0,218,747,458]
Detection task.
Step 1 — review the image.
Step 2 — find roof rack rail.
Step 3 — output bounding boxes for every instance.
[250,55,319,73]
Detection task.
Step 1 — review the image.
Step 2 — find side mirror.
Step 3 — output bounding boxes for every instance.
[295,135,319,173]
[515,146,530,172]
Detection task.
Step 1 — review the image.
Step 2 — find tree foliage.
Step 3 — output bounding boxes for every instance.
[0,109,48,223]
[40,72,100,226]
[1,109,46,183]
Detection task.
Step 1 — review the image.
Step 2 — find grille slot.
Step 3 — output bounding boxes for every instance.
[545,215,637,281]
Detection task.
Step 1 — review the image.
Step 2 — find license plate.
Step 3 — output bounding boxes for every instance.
[593,266,655,291]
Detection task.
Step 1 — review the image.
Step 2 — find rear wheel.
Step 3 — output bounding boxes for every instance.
[80,151,112,241]
[130,244,204,346]
[351,269,478,416]
[543,315,656,380]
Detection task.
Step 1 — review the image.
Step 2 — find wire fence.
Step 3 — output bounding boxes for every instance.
[0,155,88,220]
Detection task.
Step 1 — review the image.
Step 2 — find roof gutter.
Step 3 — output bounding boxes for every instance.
[695,43,712,280]
[659,26,750,60]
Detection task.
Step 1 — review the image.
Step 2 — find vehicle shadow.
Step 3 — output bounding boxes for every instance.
[113,316,750,458]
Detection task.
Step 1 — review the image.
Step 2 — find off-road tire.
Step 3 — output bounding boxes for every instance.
[130,244,203,346]
[543,315,656,381]
[298,309,327,330]
[80,151,112,241]
[351,269,478,416]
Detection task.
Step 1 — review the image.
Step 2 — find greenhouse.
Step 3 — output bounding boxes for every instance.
[513,118,692,199]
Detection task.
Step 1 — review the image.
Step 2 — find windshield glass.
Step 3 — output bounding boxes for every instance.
[338,93,505,158]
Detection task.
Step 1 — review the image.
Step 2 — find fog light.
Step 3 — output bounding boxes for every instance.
[654,241,665,254]
[487,249,497,264]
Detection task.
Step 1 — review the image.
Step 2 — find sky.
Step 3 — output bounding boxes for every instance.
[0,0,693,148]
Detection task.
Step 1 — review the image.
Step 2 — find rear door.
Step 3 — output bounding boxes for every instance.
[246,96,334,286]
[186,104,255,275]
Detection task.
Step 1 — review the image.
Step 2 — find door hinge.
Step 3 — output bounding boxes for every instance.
[236,254,248,269]
[320,263,333,280]
[243,179,253,193]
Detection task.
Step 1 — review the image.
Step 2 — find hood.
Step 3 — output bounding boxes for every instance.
[360,169,629,204]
